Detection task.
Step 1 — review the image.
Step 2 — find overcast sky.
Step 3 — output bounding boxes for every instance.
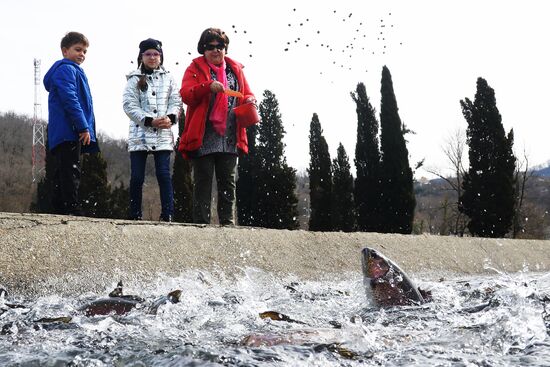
[2,0,549,177]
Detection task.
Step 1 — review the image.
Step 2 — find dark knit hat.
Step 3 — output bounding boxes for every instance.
[137,38,163,65]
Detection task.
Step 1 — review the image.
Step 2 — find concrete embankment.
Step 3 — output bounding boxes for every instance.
[1,212,549,296]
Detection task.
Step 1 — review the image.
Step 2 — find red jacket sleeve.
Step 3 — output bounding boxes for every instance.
[180,62,212,107]
[240,71,255,103]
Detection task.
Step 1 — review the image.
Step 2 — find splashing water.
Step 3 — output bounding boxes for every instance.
[1,269,549,366]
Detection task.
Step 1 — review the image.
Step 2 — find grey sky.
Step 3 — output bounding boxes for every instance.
[2,0,549,177]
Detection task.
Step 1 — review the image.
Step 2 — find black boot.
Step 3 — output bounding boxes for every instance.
[159,215,172,222]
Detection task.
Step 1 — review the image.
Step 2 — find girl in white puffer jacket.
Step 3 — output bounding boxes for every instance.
[122,38,182,221]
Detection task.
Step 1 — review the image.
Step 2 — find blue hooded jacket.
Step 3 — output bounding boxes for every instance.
[43,58,98,153]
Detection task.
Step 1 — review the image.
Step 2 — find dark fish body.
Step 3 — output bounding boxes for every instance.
[361,247,426,307]
[82,297,142,316]
[82,281,181,317]
[33,316,78,331]
[34,316,73,323]
[81,281,147,316]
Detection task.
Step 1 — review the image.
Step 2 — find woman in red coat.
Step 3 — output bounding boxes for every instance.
[178,28,256,225]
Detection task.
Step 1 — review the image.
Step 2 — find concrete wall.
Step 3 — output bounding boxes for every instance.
[1,212,550,296]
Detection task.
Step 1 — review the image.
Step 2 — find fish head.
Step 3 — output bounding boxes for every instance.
[361,248,391,280]
[361,247,425,307]
[168,290,182,304]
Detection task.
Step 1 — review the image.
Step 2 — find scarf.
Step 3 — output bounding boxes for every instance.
[207,59,228,136]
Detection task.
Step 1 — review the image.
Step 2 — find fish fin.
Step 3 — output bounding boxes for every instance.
[109,281,124,297]
[418,288,432,302]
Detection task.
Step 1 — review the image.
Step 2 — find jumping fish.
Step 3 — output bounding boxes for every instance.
[81,281,146,316]
[148,290,182,315]
[242,248,430,354]
[361,247,429,307]
[81,282,182,317]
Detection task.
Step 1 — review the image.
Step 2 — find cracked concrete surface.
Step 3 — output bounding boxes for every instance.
[1,212,549,296]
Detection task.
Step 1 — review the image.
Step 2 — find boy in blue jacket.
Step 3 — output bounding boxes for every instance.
[43,31,98,215]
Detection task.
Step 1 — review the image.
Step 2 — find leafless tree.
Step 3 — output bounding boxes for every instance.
[512,149,535,238]
[425,128,468,236]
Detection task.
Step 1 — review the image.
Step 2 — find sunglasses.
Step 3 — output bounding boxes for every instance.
[205,43,225,51]
[143,52,161,58]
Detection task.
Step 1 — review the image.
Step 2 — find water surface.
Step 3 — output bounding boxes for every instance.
[1,269,549,366]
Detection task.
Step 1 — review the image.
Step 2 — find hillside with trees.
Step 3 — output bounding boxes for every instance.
[0,112,164,219]
[2,67,550,238]
[0,112,34,213]
[2,110,549,237]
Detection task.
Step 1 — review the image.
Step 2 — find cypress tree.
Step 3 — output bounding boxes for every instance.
[459,77,516,237]
[379,66,416,233]
[108,180,130,219]
[237,123,259,226]
[172,110,193,223]
[351,82,383,232]
[255,90,299,229]
[79,152,111,218]
[31,134,61,214]
[308,113,332,231]
[332,143,356,232]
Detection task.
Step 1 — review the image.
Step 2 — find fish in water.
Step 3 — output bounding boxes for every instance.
[148,290,182,315]
[243,248,431,355]
[241,327,358,359]
[0,288,28,315]
[32,316,79,331]
[81,281,182,317]
[259,311,308,325]
[361,247,430,307]
[81,281,145,316]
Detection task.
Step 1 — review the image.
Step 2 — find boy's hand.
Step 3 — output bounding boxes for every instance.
[79,131,91,145]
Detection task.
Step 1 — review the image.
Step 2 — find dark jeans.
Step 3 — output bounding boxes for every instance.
[129,150,173,220]
[52,141,82,215]
[192,153,237,225]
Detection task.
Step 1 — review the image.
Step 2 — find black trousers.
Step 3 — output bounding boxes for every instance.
[52,141,82,215]
[192,153,237,225]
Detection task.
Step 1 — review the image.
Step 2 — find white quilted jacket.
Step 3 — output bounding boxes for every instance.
[122,67,182,152]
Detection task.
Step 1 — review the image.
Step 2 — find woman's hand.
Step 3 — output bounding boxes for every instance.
[210,81,224,93]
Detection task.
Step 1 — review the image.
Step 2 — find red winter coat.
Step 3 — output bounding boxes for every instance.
[178,56,254,157]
